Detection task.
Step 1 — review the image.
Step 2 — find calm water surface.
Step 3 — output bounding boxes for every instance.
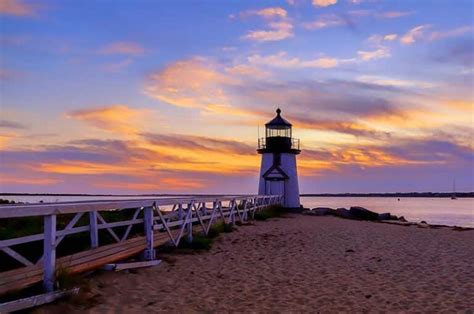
[302,197,474,228]
[1,195,473,228]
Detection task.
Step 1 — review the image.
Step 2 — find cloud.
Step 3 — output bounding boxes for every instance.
[376,11,415,18]
[145,58,235,109]
[248,51,343,69]
[429,26,473,42]
[0,133,17,149]
[400,25,431,45]
[0,0,37,17]
[384,34,397,41]
[94,178,206,191]
[0,119,27,129]
[243,21,294,42]
[0,175,60,185]
[225,64,270,78]
[357,47,391,61]
[98,41,145,56]
[312,0,337,7]
[237,6,293,42]
[142,133,255,156]
[67,104,151,134]
[356,75,434,89]
[291,115,391,139]
[300,138,472,174]
[303,14,347,30]
[240,7,287,19]
[304,10,413,31]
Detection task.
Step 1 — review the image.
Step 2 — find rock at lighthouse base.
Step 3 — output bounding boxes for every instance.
[349,207,379,221]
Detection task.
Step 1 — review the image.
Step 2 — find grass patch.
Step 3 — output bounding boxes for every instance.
[56,266,89,291]
[177,235,213,251]
[207,221,234,238]
[254,205,286,221]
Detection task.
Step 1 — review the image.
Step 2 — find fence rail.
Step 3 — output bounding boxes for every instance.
[0,195,283,295]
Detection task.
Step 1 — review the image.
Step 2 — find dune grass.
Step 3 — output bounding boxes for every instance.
[254,205,286,221]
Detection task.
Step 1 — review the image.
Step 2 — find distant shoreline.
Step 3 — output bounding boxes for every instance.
[301,192,474,198]
[1,192,473,198]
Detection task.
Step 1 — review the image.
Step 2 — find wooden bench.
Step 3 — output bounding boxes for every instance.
[0,232,173,295]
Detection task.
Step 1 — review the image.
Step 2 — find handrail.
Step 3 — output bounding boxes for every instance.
[0,195,256,218]
[0,194,284,294]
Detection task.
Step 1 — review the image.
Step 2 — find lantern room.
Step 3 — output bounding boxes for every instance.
[258,108,300,154]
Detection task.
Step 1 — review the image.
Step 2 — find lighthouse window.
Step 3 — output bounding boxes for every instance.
[266,128,291,138]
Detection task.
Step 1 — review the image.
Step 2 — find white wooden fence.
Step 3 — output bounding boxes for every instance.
[0,195,282,293]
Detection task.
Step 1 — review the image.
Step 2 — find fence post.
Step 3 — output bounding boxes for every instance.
[186,203,193,243]
[177,203,183,220]
[143,206,156,260]
[89,211,99,248]
[230,199,236,225]
[43,214,56,292]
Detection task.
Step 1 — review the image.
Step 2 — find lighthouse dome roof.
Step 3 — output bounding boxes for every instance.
[265,108,292,128]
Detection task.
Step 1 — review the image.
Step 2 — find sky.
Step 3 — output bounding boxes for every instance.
[0,0,473,194]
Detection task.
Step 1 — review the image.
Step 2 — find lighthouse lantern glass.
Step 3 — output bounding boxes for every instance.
[266,126,291,138]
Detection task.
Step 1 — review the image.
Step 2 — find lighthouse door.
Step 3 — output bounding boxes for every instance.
[266,179,285,196]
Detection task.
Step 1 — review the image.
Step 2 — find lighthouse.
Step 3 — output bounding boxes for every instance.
[257,108,301,208]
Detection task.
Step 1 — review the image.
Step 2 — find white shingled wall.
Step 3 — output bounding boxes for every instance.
[258,153,300,208]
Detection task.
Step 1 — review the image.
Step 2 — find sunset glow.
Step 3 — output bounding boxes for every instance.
[0,0,472,194]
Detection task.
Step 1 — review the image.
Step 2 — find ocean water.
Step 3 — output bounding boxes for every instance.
[301,196,474,228]
[0,195,180,204]
[1,195,473,228]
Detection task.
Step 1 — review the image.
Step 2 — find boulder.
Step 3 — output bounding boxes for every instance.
[378,212,399,220]
[309,207,336,216]
[335,208,354,219]
[349,206,379,220]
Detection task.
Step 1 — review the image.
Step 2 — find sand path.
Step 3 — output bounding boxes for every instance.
[38,214,474,313]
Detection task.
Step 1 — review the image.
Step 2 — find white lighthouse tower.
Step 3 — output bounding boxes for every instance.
[258,108,301,208]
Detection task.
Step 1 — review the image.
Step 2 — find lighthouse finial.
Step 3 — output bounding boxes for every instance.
[276,108,281,116]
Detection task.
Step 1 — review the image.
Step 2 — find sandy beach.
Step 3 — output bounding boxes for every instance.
[38,214,474,313]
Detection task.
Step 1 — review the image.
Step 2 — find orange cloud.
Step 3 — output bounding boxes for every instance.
[243,21,294,42]
[145,58,234,109]
[67,104,150,134]
[248,51,342,69]
[240,7,287,19]
[94,178,205,191]
[225,64,270,79]
[1,175,60,185]
[98,41,145,56]
[312,0,337,7]
[0,0,37,16]
[0,132,17,149]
